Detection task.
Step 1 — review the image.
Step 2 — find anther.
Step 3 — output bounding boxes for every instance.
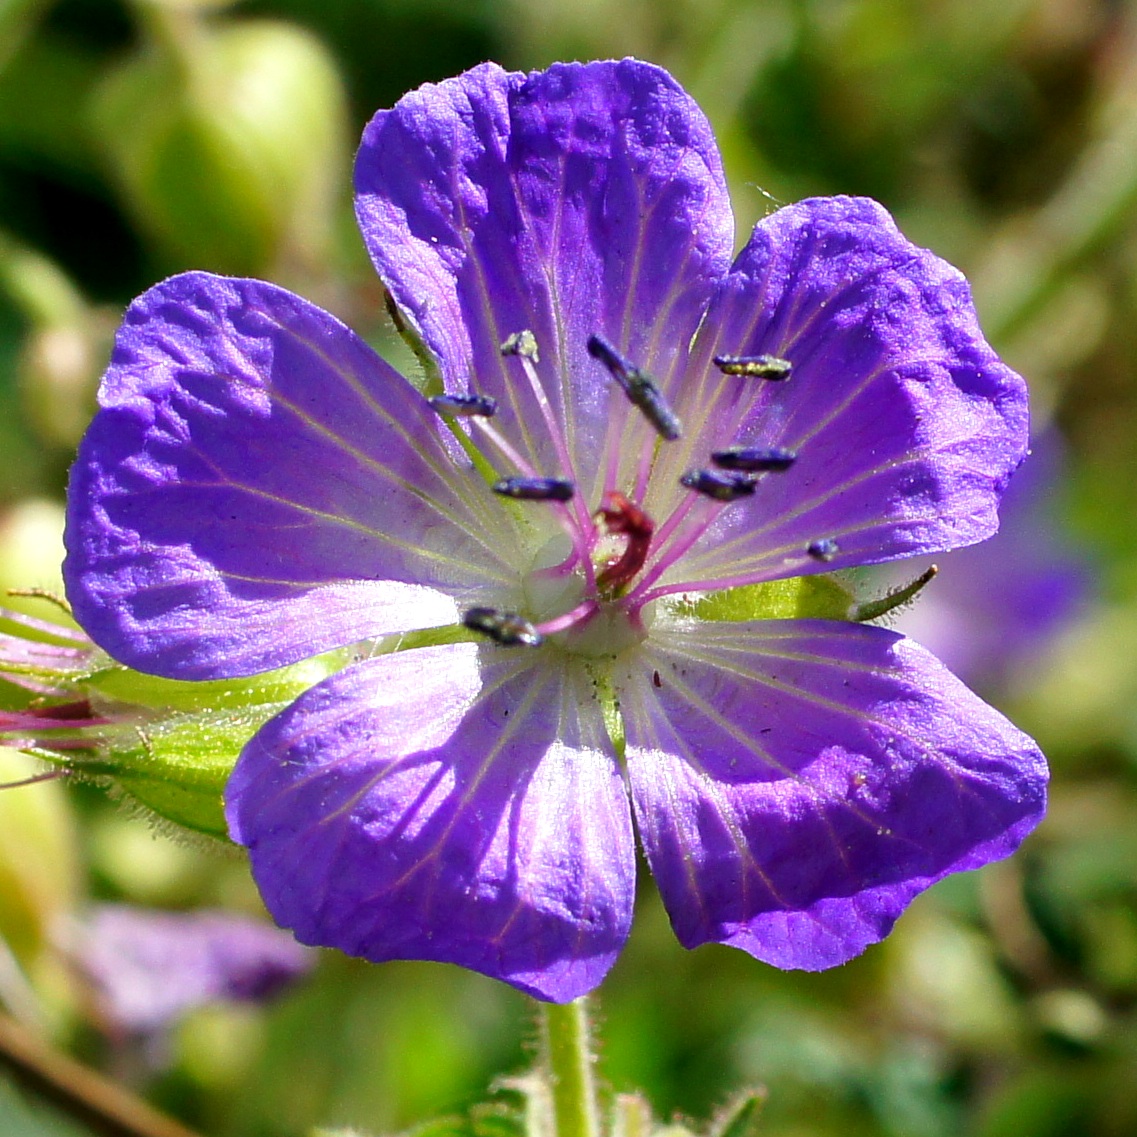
[711,446,797,472]
[463,607,544,647]
[807,538,840,562]
[586,334,682,441]
[500,330,540,361]
[492,476,575,502]
[429,393,497,418]
[680,469,758,502]
[713,354,792,380]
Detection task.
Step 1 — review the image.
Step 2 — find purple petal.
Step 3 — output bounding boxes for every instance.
[64,273,516,680]
[69,904,313,1035]
[225,644,634,1002]
[617,618,1046,970]
[354,60,733,497]
[653,197,1029,589]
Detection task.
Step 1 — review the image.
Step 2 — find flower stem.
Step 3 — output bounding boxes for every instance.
[538,998,601,1137]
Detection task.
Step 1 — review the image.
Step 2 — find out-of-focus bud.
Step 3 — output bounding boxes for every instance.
[0,750,80,973]
[0,237,110,451]
[89,6,349,275]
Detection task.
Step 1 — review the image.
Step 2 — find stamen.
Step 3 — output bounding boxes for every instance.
[711,446,797,472]
[713,354,792,380]
[680,469,758,502]
[492,476,575,502]
[463,607,544,647]
[534,599,601,637]
[595,491,655,592]
[587,334,682,441]
[429,393,497,418]
[807,538,840,562]
[500,330,540,361]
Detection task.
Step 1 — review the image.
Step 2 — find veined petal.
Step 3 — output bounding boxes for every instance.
[617,618,1046,970]
[354,60,733,500]
[650,197,1029,590]
[225,644,635,1002]
[64,273,514,680]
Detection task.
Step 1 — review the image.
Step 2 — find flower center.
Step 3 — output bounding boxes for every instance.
[521,515,653,659]
[449,328,830,654]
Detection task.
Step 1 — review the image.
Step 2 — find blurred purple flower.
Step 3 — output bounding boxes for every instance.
[62,60,1047,1002]
[886,432,1089,690]
[67,905,313,1038]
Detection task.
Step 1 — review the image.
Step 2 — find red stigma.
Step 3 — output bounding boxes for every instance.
[595,492,654,592]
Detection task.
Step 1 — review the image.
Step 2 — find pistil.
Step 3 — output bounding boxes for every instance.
[594,492,655,593]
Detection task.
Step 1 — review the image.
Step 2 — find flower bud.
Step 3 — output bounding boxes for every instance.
[0,237,108,450]
[1,604,352,840]
[89,13,349,274]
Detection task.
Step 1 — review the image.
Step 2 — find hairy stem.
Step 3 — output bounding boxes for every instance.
[538,998,601,1137]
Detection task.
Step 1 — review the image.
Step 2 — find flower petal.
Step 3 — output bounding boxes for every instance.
[225,644,635,1002]
[64,273,516,680]
[617,618,1046,970]
[651,197,1029,590]
[354,60,733,497]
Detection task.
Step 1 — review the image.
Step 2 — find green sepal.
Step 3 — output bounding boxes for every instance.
[94,707,286,839]
[680,574,855,623]
[851,564,938,623]
[82,648,352,711]
[70,650,352,839]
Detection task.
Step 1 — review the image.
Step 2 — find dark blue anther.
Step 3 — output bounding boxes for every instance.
[807,538,840,562]
[492,476,575,502]
[463,607,544,647]
[429,393,497,418]
[587,334,682,441]
[680,469,758,502]
[711,446,797,472]
[713,354,792,380]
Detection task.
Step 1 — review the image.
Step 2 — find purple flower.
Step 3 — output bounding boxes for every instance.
[66,905,313,1038]
[886,431,1090,690]
[62,60,1047,1002]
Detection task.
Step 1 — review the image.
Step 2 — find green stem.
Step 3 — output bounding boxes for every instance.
[538,998,601,1137]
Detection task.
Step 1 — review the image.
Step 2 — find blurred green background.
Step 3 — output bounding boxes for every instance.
[2,0,1137,1134]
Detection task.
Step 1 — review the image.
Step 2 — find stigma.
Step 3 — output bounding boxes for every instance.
[594,492,655,593]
